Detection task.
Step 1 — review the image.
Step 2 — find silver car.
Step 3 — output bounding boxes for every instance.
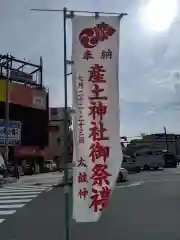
[122,155,141,173]
[63,167,128,184]
[116,168,128,182]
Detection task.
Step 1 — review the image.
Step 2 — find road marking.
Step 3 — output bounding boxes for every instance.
[0,189,43,193]
[117,181,144,188]
[46,187,53,192]
[4,186,48,190]
[0,210,16,215]
[19,184,53,187]
[27,184,53,188]
[0,204,25,209]
[0,192,41,196]
[0,195,37,199]
[126,182,144,187]
[0,199,31,203]
[0,178,60,225]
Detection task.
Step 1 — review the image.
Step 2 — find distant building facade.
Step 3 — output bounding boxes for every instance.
[46,107,72,168]
[126,133,180,156]
[0,54,48,173]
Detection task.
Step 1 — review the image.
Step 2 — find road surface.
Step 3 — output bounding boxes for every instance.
[0,172,62,225]
[0,168,180,239]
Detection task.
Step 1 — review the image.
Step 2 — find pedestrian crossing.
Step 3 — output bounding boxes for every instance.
[0,181,59,225]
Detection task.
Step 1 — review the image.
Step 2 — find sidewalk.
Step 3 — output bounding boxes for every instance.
[0,176,17,185]
[0,171,64,187]
[7,172,64,187]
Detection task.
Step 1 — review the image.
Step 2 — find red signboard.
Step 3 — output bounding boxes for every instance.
[0,79,47,110]
[14,146,46,157]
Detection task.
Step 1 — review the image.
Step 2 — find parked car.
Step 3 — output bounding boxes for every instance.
[63,167,128,185]
[23,165,34,175]
[122,155,141,173]
[44,160,57,172]
[7,162,14,174]
[0,174,3,182]
[177,155,180,163]
[0,165,6,176]
[0,154,7,177]
[163,152,178,168]
[116,168,128,182]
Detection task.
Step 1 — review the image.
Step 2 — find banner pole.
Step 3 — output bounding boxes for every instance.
[63,7,70,240]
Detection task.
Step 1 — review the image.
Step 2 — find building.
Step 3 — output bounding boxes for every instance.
[46,107,72,168]
[126,133,180,156]
[0,54,49,173]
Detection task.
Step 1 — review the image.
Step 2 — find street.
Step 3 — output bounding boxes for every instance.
[0,172,62,225]
[0,1,180,239]
[0,169,180,239]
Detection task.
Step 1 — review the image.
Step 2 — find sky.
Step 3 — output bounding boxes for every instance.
[0,0,180,137]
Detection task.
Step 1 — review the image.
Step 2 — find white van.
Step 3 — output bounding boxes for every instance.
[0,154,5,169]
[134,150,164,170]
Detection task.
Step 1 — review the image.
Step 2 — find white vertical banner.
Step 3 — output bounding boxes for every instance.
[72,15,122,222]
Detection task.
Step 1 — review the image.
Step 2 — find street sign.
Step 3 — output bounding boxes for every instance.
[0,119,21,146]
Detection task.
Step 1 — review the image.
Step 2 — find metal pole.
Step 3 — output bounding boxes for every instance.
[175,135,178,156]
[40,56,43,86]
[63,7,70,240]
[4,54,9,167]
[31,8,127,15]
[164,126,168,152]
[30,8,71,239]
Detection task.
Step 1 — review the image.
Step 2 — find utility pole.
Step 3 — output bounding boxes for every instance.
[164,126,168,152]
[4,54,10,168]
[175,135,179,156]
[40,56,43,86]
[31,7,71,240]
[63,7,71,240]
